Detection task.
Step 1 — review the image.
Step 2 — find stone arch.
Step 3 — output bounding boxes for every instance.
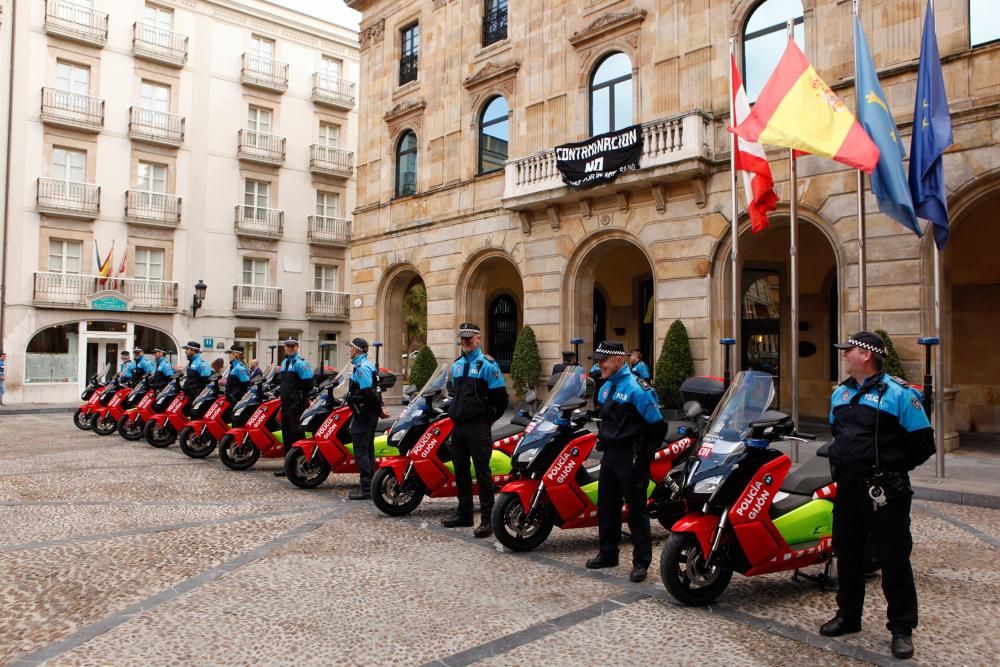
[375,263,425,374]
[455,249,523,373]
[708,205,844,417]
[562,229,656,364]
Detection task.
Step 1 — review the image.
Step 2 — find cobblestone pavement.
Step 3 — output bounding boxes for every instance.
[0,415,997,666]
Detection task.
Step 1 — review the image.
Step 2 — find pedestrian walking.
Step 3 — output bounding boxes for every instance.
[0,351,7,406]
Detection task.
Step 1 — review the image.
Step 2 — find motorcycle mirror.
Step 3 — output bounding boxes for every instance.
[683,400,703,419]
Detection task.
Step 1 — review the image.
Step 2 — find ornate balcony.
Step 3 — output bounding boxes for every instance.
[238,130,286,166]
[307,215,351,247]
[241,53,289,93]
[129,107,185,147]
[233,285,282,317]
[502,111,716,225]
[234,205,283,240]
[40,88,104,133]
[33,272,179,312]
[132,22,188,67]
[37,178,100,219]
[312,73,356,109]
[44,0,108,47]
[309,145,353,178]
[125,191,181,228]
[306,290,350,321]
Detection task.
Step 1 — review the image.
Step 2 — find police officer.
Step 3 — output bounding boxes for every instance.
[442,323,508,538]
[225,344,251,407]
[132,347,154,383]
[586,341,666,583]
[548,351,578,389]
[118,351,133,384]
[181,341,213,400]
[150,348,174,390]
[820,332,935,660]
[628,349,651,380]
[273,338,314,477]
[346,338,381,500]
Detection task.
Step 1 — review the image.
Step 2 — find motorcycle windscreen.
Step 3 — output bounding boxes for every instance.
[512,366,589,460]
[390,362,450,435]
[231,384,262,418]
[126,377,149,403]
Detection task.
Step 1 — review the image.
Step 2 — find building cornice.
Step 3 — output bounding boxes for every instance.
[463,60,521,91]
[568,8,647,49]
[202,0,360,55]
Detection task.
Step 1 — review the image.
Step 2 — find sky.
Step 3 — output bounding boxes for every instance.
[265,0,361,30]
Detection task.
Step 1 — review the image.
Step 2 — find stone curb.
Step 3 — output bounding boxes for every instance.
[912,485,1000,510]
[0,406,77,415]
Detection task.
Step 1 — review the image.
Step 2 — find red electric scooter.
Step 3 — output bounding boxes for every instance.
[143,376,194,448]
[176,372,231,458]
[73,365,114,431]
[117,379,163,441]
[218,368,287,470]
[91,376,145,436]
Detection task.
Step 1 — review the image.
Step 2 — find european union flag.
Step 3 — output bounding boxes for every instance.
[854,15,920,237]
[909,0,953,250]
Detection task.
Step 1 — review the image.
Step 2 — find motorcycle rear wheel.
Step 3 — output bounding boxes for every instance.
[660,532,733,606]
[144,419,177,448]
[491,491,554,552]
[371,466,425,516]
[73,408,93,431]
[218,434,260,470]
[179,426,217,459]
[117,415,145,441]
[284,447,331,489]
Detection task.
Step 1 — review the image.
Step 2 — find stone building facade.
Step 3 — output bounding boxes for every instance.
[0,0,360,403]
[347,0,1000,449]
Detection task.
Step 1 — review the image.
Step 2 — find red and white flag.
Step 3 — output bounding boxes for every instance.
[115,245,128,289]
[731,55,778,233]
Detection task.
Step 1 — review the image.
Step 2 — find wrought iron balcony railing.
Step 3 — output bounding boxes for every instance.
[309,145,353,177]
[34,272,178,312]
[312,73,356,109]
[45,0,108,46]
[238,129,287,165]
[41,88,104,132]
[307,215,351,246]
[132,22,188,66]
[233,285,282,315]
[129,107,185,146]
[234,205,284,239]
[306,290,350,320]
[241,53,289,92]
[124,190,181,228]
[37,178,100,219]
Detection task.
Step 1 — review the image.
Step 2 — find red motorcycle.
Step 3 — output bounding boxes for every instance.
[283,362,397,488]
[218,368,286,470]
[177,373,232,458]
[143,376,194,448]
[491,367,698,552]
[117,380,162,441]
[73,366,114,431]
[659,371,838,606]
[90,376,139,436]
[370,363,526,517]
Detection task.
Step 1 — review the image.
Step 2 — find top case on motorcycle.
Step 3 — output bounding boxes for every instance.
[491,422,524,443]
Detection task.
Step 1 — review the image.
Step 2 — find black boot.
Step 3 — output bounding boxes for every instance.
[819,616,862,637]
[273,469,286,477]
[441,515,474,528]
[473,518,492,538]
[348,488,371,501]
[629,566,647,582]
[891,633,914,660]
[585,553,619,569]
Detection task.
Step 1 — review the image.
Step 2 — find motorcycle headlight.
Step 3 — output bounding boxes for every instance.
[515,448,538,467]
[694,475,723,495]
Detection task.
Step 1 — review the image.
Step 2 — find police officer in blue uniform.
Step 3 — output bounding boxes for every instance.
[119,351,133,384]
[225,344,251,406]
[628,349,651,380]
[150,347,175,390]
[442,323,509,538]
[820,332,935,660]
[274,338,314,477]
[586,341,666,583]
[346,338,381,500]
[131,347,155,383]
[181,341,213,400]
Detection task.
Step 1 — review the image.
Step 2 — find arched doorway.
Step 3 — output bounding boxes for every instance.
[378,266,425,376]
[565,235,654,364]
[458,252,523,373]
[947,188,1000,434]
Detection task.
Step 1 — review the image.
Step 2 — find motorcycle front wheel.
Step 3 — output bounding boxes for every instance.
[218,434,260,470]
[73,408,93,431]
[371,467,425,516]
[117,415,145,441]
[660,532,733,606]
[284,447,332,489]
[179,426,217,459]
[93,413,118,436]
[491,491,554,552]
[143,420,177,448]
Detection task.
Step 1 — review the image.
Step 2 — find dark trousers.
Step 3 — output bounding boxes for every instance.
[351,417,377,492]
[597,444,651,568]
[281,403,305,447]
[451,420,494,520]
[834,479,918,634]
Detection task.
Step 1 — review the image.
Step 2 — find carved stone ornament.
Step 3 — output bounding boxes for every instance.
[384,100,427,136]
[359,18,385,51]
[568,8,647,49]
[463,60,521,91]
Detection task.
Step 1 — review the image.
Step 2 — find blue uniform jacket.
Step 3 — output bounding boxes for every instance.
[132,355,155,379]
[120,360,133,380]
[348,353,380,422]
[447,347,508,423]
[596,364,665,449]
[631,360,651,380]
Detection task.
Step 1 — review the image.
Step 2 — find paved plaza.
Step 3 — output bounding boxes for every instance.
[0,414,998,666]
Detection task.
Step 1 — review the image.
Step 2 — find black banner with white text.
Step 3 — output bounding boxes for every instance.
[555,125,643,189]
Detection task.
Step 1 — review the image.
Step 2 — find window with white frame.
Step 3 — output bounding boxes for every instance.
[55,61,90,95]
[135,247,165,281]
[314,264,338,292]
[140,81,170,112]
[316,191,340,218]
[248,106,273,136]
[250,35,275,59]
[144,3,173,30]
[53,148,86,182]
[48,239,83,274]
[137,161,167,193]
[320,56,342,81]
[318,122,340,147]
[244,179,270,218]
[242,258,268,286]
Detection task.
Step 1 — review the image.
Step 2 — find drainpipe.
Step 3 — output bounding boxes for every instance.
[0,0,18,350]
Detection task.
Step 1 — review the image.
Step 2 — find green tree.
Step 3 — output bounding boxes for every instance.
[654,320,695,409]
[402,282,427,377]
[510,326,541,398]
[875,328,907,380]
[409,345,437,389]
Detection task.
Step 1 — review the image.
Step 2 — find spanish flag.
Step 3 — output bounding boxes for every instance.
[95,240,114,286]
[733,38,879,173]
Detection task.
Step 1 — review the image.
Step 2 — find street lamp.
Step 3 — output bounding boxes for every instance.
[191,280,207,317]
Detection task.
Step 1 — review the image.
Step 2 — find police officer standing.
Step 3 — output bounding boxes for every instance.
[150,348,174,390]
[273,338,314,477]
[628,349,651,380]
[442,323,508,538]
[225,344,251,408]
[586,341,666,582]
[820,332,935,660]
[181,341,213,400]
[118,351,133,384]
[132,347,154,383]
[346,338,381,500]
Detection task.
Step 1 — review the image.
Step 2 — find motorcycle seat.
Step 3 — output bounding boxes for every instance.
[770,492,813,518]
[376,417,394,433]
[491,422,524,443]
[779,451,833,496]
[663,420,696,447]
[816,441,833,457]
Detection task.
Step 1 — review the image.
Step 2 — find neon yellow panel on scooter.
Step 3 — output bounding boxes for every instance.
[344,434,400,458]
[442,450,513,478]
[772,498,834,546]
[579,480,657,506]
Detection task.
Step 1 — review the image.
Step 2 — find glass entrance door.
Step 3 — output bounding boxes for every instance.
[741,269,781,406]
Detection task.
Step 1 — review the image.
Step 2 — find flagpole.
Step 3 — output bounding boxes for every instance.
[785,19,800,463]
[933,239,945,477]
[853,0,867,331]
[728,37,740,378]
